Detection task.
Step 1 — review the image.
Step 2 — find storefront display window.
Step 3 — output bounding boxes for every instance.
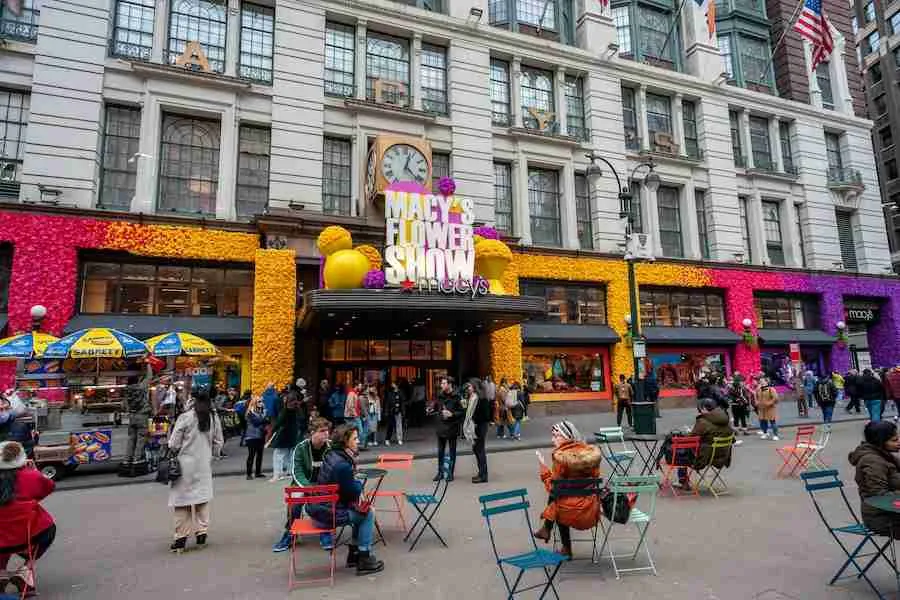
[639,287,725,327]
[645,349,728,394]
[322,339,453,362]
[519,280,606,324]
[754,294,820,329]
[523,347,610,401]
[761,348,825,386]
[80,260,254,317]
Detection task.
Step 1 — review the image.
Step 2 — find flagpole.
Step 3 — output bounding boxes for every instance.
[659,0,691,61]
[761,0,806,83]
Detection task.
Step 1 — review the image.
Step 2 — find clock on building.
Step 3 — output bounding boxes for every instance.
[365,135,432,201]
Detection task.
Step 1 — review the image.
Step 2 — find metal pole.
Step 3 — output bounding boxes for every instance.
[627,249,644,404]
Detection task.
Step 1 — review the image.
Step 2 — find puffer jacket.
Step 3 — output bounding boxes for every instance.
[308,447,362,527]
[849,442,900,536]
[540,440,602,530]
[689,408,734,469]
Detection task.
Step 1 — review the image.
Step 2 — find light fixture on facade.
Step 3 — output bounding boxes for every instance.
[468,7,483,23]
[605,43,619,58]
[713,72,729,85]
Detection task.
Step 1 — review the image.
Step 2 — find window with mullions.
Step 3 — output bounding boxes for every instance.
[489,0,574,44]
[325,22,355,97]
[520,280,607,324]
[864,0,875,22]
[740,35,772,91]
[528,168,561,246]
[891,11,900,34]
[638,4,677,68]
[628,182,643,233]
[366,33,410,107]
[490,59,511,126]
[420,44,448,115]
[0,0,39,42]
[754,294,820,329]
[574,173,593,249]
[749,115,772,170]
[695,189,710,259]
[867,30,880,54]
[521,66,554,131]
[646,92,671,149]
[565,75,587,141]
[816,62,833,109]
[99,105,141,211]
[239,3,274,84]
[729,109,743,166]
[236,124,270,219]
[657,185,683,258]
[158,114,221,216]
[322,137,351,216]
[167,0,227,73]
[80,261,254,317]
[494,162,513,234]
[825,132,843,172]
[0,90,29,194]
[0,245,9,312]
[739,195,752,262]
[612,6,631,54]
[111,0,154,59]
[779,121,794,174]
[683,100,699,159]
[639,287,725,327]
[762,199,784,266]
[622,86,639,151]
[432,152,450,181]
[718,35,734,79]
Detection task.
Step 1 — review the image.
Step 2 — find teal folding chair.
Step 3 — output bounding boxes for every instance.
[479,489,568,600]
[594,427,636,477]
[596,474,661,578]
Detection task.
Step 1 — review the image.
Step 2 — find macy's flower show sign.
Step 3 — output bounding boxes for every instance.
[384,189,476,286]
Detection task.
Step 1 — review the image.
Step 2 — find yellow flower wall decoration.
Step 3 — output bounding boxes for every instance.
[103,222,258,262]
[251,249,297,394]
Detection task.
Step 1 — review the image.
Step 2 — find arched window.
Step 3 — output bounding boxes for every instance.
[167,0,227,72]
[158,115,221,215]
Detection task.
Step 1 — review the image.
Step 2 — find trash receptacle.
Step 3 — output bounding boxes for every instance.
[632,402,656,435]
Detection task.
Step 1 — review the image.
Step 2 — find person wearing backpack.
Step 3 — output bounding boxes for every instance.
[814,374,837,427]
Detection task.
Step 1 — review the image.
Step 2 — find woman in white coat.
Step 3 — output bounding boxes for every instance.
[167,392,223,553]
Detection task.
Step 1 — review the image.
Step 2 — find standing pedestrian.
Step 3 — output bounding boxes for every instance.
[243,395,267,480]
[493,379,514,439]
[645,369,661,418]
[814,373,837,427]
[885,367,900,421]
[234,390,251,446]
[269,388,304,482]
[845,369,861,413]
[802,371,817,411]
[614,374,633,429]
[832,370,845,405]
[463,380,492,483]
[364,384,381,447]
[860,368,885,422]
[728,377,751,437]
[383,383,405,446]
[434,377,464,482]
[793,373,808,418]
[509,382,525,440]
[344,383,363,442]
[167,392,223,553]
[756,378,780,441]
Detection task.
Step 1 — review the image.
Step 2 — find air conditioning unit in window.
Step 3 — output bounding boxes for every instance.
[374,79,407,107]
[627,233,654,261]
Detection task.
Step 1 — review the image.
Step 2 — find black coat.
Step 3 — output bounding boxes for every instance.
[385,389,405,416]
[859,374,886,402]
[436,390,465,438]
[845,374,859,398]
[472,394,493,425]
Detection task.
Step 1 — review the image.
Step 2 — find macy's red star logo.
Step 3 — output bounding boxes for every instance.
[400,278,415,292]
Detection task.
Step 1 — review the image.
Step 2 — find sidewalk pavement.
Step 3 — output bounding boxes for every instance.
[56,401,873,491]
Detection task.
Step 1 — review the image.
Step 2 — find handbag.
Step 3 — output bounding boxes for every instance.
[600,487,632,524]
[155,449,181,485]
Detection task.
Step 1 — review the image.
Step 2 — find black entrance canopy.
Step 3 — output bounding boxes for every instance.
[298,289,546,338]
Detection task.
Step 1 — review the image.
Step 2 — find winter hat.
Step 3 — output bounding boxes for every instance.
[0,441,27,470]
[551,421,583,442]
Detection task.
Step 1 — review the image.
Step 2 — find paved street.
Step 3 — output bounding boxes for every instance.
[30,417,899,599]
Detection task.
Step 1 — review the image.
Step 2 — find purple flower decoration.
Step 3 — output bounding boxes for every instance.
[474,226,500,240]
[437,176,456,197]
[363,269,386,289]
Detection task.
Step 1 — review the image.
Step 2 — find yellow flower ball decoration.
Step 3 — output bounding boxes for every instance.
[103,222,258,262]
[251,249,296,394]
[317,226,371,289]
[317,226,353,257]
[355,244,383,271]
[475,239,514,295]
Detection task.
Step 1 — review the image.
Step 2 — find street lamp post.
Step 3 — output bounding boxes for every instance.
[585,152,660,406]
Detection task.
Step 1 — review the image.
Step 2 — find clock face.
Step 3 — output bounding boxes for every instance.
[382,144,428,185]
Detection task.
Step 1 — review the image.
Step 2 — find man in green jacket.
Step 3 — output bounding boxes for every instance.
[272,417,332,552]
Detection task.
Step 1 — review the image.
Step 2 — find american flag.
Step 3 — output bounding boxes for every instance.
[793,0,834,70]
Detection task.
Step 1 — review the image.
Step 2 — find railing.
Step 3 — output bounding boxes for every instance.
[827,167,864,188]
[0,12,39,42]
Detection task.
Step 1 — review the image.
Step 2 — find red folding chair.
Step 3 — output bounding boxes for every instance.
[373,453,414,532]
[0,500,39,600]
[776,425,817,477]
[284,485,339,590]
[659,435,701,498]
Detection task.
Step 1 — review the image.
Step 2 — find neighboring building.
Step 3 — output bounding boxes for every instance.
[0,0,898,415]
[854,0,900,271]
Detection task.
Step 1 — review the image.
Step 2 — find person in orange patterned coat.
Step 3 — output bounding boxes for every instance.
[532,421,602,559]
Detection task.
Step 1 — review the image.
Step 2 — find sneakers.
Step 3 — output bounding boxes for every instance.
[170,537,187,554]
[733,439,744,446]
[757,430,767,438]
[771,435,780,441]
[272,531,292,553]
[384,440,391,446]
[397,440,403,445]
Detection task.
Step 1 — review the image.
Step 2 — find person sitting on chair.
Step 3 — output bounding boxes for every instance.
[849,420,900,537]
[532,421,602,560]
[678,398,734,487]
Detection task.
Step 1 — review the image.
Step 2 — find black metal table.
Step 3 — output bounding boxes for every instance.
[356,467,388,546]
[624,433,665,476]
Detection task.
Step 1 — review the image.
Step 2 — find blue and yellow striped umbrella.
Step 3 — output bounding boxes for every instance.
[43,328,149,359]
[0,332,59,360]
[144,332,218,357]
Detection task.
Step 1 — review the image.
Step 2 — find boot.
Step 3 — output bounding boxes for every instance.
[558,545,573,561]
[355,550,384,576]
[196,533,207,549]
[345,545,359,568]
[170,537,187,554]
[533,522,552,543]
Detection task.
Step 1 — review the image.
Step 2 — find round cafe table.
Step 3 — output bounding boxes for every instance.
[863,494,900,596]
[624,433,665,476]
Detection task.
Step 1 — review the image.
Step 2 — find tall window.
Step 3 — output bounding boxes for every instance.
[0,0,39,42]
[629,182,643,234]
[864,0,875,22]
[891,11,900,34]
[754,295,820,329]
[638,5,676,67]
[490,59,510,126]
[322,137,351,216]
[795,204,807,268]
[521,66,554,131]
[167,0,227,73]
[779,121,794,174]
[0,90,29,193]
[639,288,726,327]
[825,132,843,175]
[324,22,355,97]
[366,33,410,107]
[718,35,734,79]
[729,110,743,166]
[695,189,710,259]
[646,93,672,151]
[111,0,154,59]
[749,115,771,170]
[420,44,448,115]
[80,261,254,317]
[528,168,561,246]
[158,115,220,215]
[683,100,699,159]
[622,86,639,150]
[867,30,880,54]
[657,185,683,257]
[574,173,593,249]
[239,3,274,83]
[762,199,784,265]
[739,195,752,262]
[816,62,833,109]
[236,125,270,219]
[613,6,631,54]
[488,0,575,44]
[432,152,451,181]
[565,75,587,141]
[520,280,607,324]
[493,162,513,235]
[835,210,858,271]
[740,36,771,90]
[99,105,141,211]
